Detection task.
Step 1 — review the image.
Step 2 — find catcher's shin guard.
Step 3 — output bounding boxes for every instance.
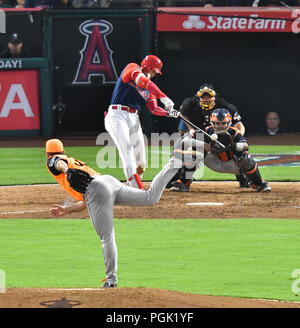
[245,164,264,189]
[166,169,181,188]
[245,164,263,189]
[235,174,250,188]
[128,173,144,190]
[180,165,196,185]
[235,153,264,189]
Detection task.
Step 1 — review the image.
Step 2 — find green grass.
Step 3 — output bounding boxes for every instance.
[1,218,300,302]
[0,145,300,185]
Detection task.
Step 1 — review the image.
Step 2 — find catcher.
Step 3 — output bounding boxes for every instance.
[184,108,271,192]
[45,138,203,288]
[169,83,249,192]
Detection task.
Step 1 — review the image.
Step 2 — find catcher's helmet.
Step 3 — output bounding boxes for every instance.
[210,108,232,132]
[141,55,163,75]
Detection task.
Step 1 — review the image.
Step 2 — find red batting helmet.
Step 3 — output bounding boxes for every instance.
[141,55,163,75]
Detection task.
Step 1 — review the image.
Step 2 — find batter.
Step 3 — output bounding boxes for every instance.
[105,54,179,190]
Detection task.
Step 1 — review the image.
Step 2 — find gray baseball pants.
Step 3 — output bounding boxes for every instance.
[84,155,185,285]
[182,134,240,175]
[204,153,240,174]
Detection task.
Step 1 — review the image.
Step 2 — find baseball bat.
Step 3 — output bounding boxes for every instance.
[179,113,226,149]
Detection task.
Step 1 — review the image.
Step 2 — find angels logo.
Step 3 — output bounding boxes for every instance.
[73,20,118,84]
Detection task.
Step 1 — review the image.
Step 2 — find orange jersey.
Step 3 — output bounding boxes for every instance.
[46,154,101,201]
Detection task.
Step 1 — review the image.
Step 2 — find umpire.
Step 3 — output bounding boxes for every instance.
[169,83,248,192]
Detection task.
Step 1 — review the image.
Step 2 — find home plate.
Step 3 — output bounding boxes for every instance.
[186,202,224,206]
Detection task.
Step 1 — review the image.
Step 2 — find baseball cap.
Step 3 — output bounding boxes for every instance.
[46,139,64,153]
[8,33,22,45]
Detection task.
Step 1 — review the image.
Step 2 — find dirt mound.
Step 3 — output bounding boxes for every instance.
[1,287,299,308]
[1,182,300,219]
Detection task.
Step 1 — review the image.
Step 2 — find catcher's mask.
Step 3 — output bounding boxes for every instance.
[196,84,216,111]
[210,108,232,132]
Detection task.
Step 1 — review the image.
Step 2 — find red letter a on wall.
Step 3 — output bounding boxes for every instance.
[73,20,118,84]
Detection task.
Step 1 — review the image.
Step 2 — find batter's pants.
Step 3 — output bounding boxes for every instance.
[104,107,146,188]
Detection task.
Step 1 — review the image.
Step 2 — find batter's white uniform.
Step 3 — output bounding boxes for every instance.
[105,61,174,189]
[105,105,146,189]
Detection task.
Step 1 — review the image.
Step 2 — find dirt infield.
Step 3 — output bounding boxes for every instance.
[1,181,300,219]
[1,287,300,308]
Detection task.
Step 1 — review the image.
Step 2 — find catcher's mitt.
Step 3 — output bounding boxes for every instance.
[66,169,94,194]
[210,131,233,154]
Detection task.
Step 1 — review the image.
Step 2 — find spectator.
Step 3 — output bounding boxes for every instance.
[175,0,215,6]
[0,33,32,58]
[25,0,69,8]
[140,0,155,7]
[72,0,111,8]
[15,0,25,7]
[98,0,111,7]
[263,111,282,136]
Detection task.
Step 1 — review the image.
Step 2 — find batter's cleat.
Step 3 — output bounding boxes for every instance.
[256,182,272,193]
[170,179,191,192]
[102,281,117,288]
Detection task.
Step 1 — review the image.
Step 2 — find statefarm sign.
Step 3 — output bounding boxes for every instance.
[157,7,300,32]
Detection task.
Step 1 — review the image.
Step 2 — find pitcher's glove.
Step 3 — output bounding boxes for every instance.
[66,169,94,194]
[210,131,233,154]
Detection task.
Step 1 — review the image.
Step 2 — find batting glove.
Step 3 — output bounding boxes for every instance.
[160,97,174,110]
[167,108,180,118]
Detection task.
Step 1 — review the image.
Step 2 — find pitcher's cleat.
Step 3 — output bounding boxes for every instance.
[102,281,117,288]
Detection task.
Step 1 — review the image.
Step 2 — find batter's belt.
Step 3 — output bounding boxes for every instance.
[109,104,139,114]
